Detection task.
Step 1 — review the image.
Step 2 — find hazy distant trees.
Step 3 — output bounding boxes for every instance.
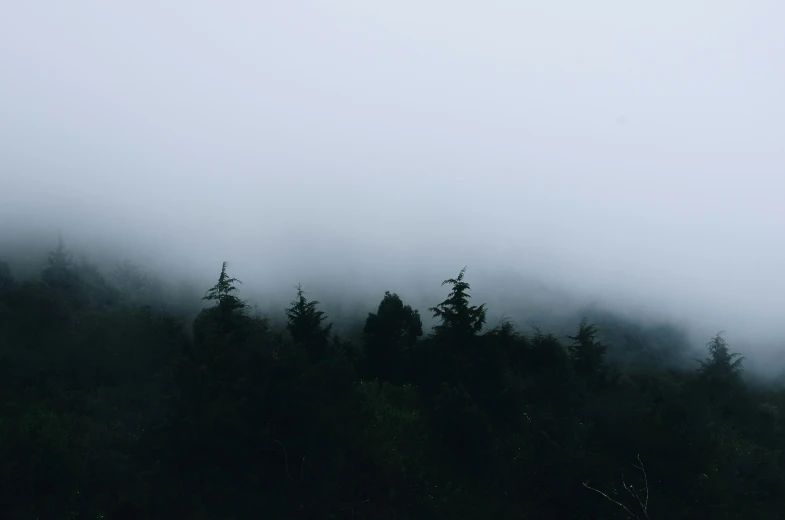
[113,260,149,296]
[0,261,14,296]
[0,262,13,321]
[41,238,78,290]
[696,332,747,417]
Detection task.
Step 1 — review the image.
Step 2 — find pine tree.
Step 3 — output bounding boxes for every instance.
[41,237,79,289]
[423,268,489,393]
[285,284,332,358]
[114,260,149,296]
[429,267,486,338]
[202,261,247,314]
[567,318,607,378]
[193,262,251,343]
[699,332,744,382]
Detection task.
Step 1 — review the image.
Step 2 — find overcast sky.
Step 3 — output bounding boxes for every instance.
[1,1,784,348]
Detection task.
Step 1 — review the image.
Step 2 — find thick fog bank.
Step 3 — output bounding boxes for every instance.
[3,218,783,380]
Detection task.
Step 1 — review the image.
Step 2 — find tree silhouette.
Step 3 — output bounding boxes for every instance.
[567,318,607,378]
[41,237,79,290]
[194,262,251,342]
[3,241,785,520]
[202,261,247,314]
[700,333,743,373]
[363,291,423,383]
[429,267,486,338]
[113,260,149,296]
[698,332,744,384]
[285,284,332,358]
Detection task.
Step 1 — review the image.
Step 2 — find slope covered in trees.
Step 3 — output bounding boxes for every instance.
[0,241,784,519]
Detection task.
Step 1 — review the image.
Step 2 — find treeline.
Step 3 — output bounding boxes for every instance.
[0,240,784,519]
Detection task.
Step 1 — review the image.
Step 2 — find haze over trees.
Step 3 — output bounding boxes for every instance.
[0,240,784,519]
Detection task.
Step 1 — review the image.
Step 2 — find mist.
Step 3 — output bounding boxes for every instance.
[2,2,784,372]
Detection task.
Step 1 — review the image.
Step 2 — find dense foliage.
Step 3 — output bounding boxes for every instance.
[0,243,784,519]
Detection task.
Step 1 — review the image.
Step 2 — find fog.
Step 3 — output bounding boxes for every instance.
[1,2,784,372]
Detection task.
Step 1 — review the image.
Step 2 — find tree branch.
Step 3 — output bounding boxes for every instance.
[582,481,639,519]
[583,454,651,519]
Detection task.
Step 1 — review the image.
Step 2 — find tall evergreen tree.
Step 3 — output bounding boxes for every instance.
[424,268,489,394]
[285,284,332,358]
[113,260,149,296]
[567,318,607,378]
[698,332,744,382]
[202,261,247,314]
[41,237,79,290]
[194,262,250,342]
[429,267,486,338]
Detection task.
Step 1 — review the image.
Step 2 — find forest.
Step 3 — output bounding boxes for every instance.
[0,239,784,519]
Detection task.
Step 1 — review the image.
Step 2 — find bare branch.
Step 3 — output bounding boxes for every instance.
[583,455,651,520]
[635,453,650,514]
[582,481,639,519]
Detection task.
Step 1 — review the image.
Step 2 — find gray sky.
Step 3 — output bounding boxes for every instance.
[1,2,784,351]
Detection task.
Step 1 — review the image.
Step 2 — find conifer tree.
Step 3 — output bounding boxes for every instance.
[113,260,149,296]
[202,261,247,314]
[429,267,486,338]
[285,284,332,357]
[41,237,79,289]
[699,332,744,382]
[194,262,250,343]
[567,318,607,377]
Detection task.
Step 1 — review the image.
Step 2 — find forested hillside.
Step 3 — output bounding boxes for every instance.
[0,240,783,519]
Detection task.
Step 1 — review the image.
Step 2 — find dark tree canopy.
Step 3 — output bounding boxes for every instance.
[363,291,423,383]
[1,244,784,520]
